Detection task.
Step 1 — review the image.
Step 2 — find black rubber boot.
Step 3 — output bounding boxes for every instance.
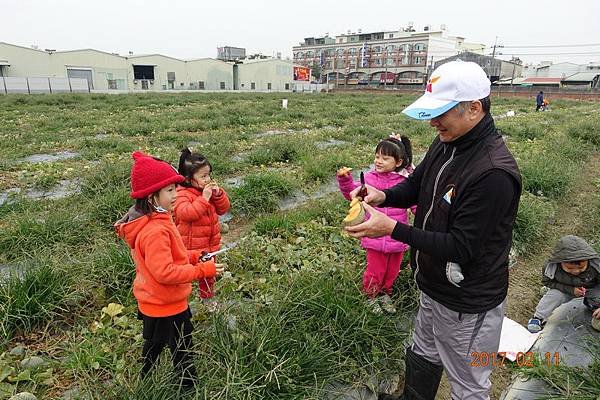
[401,347,443,400]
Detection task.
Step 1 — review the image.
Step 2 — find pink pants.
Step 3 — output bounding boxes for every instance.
[198,255,216,299]
[363,249,404,297]
[198,277,215,299]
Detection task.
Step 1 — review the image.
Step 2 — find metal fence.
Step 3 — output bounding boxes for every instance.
[333,85,600,100]
[0,77,90,94]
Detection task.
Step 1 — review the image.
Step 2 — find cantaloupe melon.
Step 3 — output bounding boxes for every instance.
[343,201,365,226]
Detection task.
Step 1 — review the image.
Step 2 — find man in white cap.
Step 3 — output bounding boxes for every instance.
[346,60,522,400]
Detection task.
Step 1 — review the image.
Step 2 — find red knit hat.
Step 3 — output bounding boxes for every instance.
[130,151,184,199]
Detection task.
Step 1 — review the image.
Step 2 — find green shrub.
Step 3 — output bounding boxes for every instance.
[0,206,95,262]
[253,197,347,236]
[567,115,600,147]
[85,240,136,304]
[0,263,74,342]
[81,160,132,228]
[247,137,310,166]
[231,172,296,215]
[513,192,556,255]
[501,121,545,140]
[193,270,412,399]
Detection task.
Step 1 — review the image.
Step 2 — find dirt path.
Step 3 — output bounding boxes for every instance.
[433,153,600,400]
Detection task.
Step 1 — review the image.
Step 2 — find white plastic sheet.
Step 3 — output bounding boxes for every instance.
[498,317,540,362]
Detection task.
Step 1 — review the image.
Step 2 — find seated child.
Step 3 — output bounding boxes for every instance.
[528,235,600,333]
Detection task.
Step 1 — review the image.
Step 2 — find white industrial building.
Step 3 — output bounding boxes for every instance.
[0,42,297,94]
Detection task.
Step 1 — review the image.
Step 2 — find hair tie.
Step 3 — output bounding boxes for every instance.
[389,133,402,141]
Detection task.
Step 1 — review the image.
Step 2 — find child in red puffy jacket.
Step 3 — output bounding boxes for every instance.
[174,148,231,308]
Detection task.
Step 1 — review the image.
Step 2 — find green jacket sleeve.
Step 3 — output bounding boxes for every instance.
[542,272,574,295]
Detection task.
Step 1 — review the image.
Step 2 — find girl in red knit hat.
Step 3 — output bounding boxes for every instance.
[174,148,231,312]
[115,151,224,389]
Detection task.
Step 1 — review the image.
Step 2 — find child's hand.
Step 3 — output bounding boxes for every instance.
[202,185,214,201]
[215,263,226,276]
[208,179,220,193]
[337,167,352,177]
[574,286,586,297]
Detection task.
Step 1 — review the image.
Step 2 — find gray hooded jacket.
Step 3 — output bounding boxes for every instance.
[543,235,600,303]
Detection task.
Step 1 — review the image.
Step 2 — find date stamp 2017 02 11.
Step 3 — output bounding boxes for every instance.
[470,351,560,368]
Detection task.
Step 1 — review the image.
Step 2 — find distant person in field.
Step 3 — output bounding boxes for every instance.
[346,60,522,400]
[336,134,415,314]
[115,152,223,388]
[536,90,544,111]
[527,235,600,333]
[175,148,231,312]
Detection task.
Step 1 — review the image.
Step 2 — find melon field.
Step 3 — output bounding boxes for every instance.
[0,92,598,399]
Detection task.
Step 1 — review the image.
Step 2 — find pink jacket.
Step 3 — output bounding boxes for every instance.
[337,168,415,253]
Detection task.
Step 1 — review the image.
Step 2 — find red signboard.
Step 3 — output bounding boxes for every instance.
[379,72,396,84]
[293,66,311,81]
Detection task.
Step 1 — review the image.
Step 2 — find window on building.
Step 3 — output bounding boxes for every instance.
[389,34,394,38]
[375,59,382,66]
[373,46,381,53]
[400,44,410,52]
[199,81,205,90]
[326,48,334,56]
[251,82,256,90]
[267,82,272,90]
[401,56,409,65]
[386,45,395,52]
[133,65,155,80]
[107,79,117,90]
[386,58,395,66]
[349,48,357,56]
[285,83,290,90]
[220,81,226,89]
[415,57,422,64]
[414,43,426,51]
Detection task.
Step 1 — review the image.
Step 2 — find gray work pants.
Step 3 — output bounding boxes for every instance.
[411,292,505,400]
[534,288,574,320]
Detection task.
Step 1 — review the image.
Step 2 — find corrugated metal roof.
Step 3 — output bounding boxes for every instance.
[522,77,562,84]
[562,72,600,82]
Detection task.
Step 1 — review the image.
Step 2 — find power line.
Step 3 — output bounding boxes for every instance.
[496,43,600,49]
[494,51,600,56]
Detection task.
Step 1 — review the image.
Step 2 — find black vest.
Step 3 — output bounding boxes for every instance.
[413,113,522,313]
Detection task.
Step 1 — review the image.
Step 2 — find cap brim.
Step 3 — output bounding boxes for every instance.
[402,95,458,120]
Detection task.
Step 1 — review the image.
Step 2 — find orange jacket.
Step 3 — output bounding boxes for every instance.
[115,207,216,317]
[174,186,231,252]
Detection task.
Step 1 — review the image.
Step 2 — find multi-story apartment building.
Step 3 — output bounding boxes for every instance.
[292,25,485,85]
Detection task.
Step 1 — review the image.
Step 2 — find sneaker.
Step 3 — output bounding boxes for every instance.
[367,298,383,315]
[202,298,219,313]
[527,318,543,333]
[379,295,397,314]
[592,317,600,332]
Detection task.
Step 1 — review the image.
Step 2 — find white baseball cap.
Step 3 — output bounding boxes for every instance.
[402,60,491,120]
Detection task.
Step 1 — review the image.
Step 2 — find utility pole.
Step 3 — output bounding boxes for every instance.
[492,36,498,58]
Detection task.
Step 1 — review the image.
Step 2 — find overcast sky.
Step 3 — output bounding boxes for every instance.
[3,0,599,65]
